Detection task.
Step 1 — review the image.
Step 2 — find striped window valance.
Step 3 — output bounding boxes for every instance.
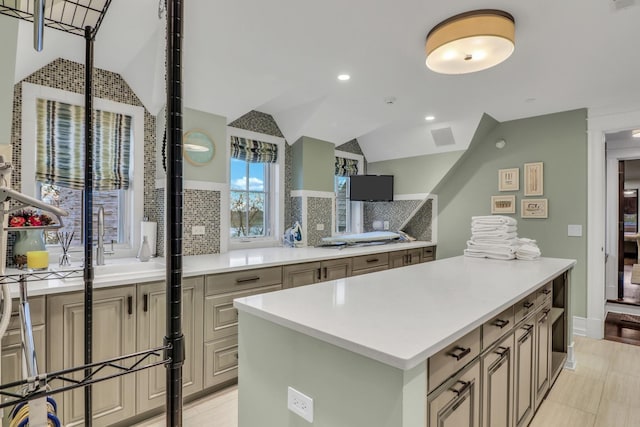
[335,156,359,177]
[230,136,278,163]
[36,99,132,191]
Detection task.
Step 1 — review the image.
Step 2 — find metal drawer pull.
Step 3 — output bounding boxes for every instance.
[317,268,321,280]
[143,293,148,313]
[494,346,510,358]
[523,301,534,309]
[323,267,328,278]
[542,289,552,295]
[236,276,260,284]
[366,258,379,263]
[127,296,133,316]
[448,346,471,361]
[492,319,510,329]
[450,380,472,397]
[539,309,550,323]
[522,324,534,332]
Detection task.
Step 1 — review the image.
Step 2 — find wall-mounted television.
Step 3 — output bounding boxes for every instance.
[349,175,394,202]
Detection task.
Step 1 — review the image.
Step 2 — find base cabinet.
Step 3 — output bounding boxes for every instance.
[389,249,422,269]
[428,361,480,427]
[48,286,137,427]
[283,258,352,288]
[534,306,551,408]
[482,334,514,427]
[136,277,204,414]
[514,322,535,427]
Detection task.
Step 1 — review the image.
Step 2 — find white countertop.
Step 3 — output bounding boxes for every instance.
[234,256,575,371]
[4,240,433,298]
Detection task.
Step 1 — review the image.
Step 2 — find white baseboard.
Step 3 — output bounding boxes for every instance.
[573,316,587,337]
[565,341,576,370]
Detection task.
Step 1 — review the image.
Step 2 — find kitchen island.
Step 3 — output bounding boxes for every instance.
[234,256,575,427]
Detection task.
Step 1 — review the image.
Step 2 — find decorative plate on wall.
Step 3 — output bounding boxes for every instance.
[183,129,215,166]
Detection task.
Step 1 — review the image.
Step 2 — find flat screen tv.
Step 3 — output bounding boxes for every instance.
[349,175,394,202]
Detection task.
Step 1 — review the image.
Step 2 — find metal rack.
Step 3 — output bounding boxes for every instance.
[0,1,185,426]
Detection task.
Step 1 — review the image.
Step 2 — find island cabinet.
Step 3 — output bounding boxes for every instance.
[283,258,352,289]
[426,273,568,427]
[135,277,204,414]
[203,266,283,388]
[388,248,422,269]
[48,286,137,427]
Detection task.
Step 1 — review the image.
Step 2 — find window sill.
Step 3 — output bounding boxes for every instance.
[229,238,281,250]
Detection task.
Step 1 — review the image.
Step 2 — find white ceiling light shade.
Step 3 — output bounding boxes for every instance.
[337,74,351,81]
[633,129,640,138]
[425,115,435,121]
[425,10,515,75]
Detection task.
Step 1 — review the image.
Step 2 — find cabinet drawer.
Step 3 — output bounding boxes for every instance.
[423,246,436,262]
[352,253,389,271]
[8,296,45,330]
[204,336,238,388]
[205,266,282,295]
[537,282,553,306]
[428,327,481,393]
[205,284,282,341]
[515,295,538,324]
[350,265,388,276]
[482,306,514,350]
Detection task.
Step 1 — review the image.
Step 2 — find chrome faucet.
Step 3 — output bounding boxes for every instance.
[96,206,114,265]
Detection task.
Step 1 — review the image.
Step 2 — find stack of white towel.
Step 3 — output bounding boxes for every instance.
[464,215,518,260]
[515,237,541,260]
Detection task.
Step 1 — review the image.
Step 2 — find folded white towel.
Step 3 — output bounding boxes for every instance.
[517,237,537,245]
[471,232,518,241]
[471,225,518,233]
[471,215,517,226]
[464,249,516,260]
[516,253,540,261]
[466,240,518,250]
[515,241,541,260]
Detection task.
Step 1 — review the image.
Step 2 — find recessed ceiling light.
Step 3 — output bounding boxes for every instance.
[337,74,351,81]
[633,129,640,138]
[425,115,435,121]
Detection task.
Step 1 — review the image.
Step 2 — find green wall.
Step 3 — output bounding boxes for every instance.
[156,106,227,183]
[291,136,334,192]
[368,151,465,194]
[435,109,588,317]
[0,15,18,146]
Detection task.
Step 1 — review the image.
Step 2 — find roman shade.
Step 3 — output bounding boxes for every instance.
[36,98,132,190]
[230,136,278,163]
[335,156,359,176]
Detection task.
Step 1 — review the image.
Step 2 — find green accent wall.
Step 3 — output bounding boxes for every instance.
[156,106,227,183]
[435,109,588,317]
[368,150,465,195]
[238,312,424,427]
[291,136,334,192]
[0,16,17,146]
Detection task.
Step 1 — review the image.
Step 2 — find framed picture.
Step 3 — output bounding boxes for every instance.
[521,198,548,218]
[498,168,519,191]
[524,162,544,196]
[491,195,516,214]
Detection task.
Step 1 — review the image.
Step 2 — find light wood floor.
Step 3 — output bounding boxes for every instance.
[133,336,640,427]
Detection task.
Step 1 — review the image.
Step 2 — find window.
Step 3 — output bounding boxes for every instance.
[227,129,284,248]
[334,151,363,234]
[230,158,271,238]
[22,83,145,257]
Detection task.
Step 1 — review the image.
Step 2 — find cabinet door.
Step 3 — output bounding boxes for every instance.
[428,361,480,427]
[388,251,406,269]
[535,307,551,407]
[321,258,352,281]
[406,248,422,265]
[283,262,321,288]
[514,322,535,427]
[47,286,137,427]
[482,334,515,427]
[1,325,46,426]
[136,277,204,413]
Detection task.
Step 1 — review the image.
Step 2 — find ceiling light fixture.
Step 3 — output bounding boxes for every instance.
[337,74,351,81]
[633,129,640,138]
[425,115,435,121]
[425,9,515,75]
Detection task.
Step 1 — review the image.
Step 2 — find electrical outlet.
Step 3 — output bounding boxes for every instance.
[287,386,313,422]
[191,225,205,235]
[316,223,324,231]
[383,220,390,230]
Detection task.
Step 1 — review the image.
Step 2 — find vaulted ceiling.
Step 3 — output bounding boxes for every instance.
[10,0,640,162]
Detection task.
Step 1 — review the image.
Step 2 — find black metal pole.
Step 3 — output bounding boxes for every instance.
[164,1,184,426]
[83,25,95,427]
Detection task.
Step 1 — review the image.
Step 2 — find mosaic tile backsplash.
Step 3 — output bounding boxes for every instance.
[363,200,422,233]
[306,197,332,247]
[402,198,433,242]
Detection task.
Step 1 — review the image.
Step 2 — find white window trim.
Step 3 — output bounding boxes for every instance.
[226,126,285,250]
[334,150,364,235]
[21,82,145,259]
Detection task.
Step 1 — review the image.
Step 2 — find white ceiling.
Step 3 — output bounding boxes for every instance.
[11,0,640,162]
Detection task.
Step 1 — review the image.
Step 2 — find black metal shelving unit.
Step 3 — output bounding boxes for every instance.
[0,1,185,425]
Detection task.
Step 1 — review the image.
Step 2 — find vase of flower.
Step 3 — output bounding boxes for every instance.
[13,229,46,268]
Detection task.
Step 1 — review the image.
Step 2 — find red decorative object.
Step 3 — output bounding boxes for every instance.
[7,210,54,227]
